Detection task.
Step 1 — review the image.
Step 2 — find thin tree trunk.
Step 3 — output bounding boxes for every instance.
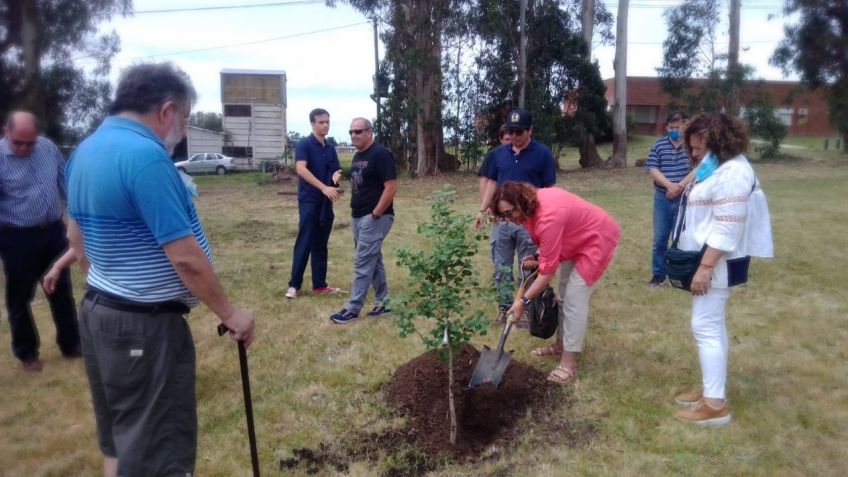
[21,0,43,118]
[608,0,628,168]
[447,342,457,446]
[578,0,604,169]
[727,0,741,116]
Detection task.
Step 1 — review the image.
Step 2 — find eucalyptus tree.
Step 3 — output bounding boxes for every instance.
[772,0,848,153]
[333,0,469,175]
[471,0,610,168]
[0,0,132,143]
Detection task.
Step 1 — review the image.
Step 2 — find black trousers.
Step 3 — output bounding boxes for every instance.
[0,220,80,362]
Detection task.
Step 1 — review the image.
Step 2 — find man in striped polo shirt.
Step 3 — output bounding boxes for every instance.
[0,111,81,372]
[645,111,693,287]
[66,63,255,477]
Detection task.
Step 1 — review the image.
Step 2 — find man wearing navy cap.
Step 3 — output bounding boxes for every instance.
[478,109,557,322]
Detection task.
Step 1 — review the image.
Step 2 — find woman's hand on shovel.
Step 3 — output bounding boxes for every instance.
[221,308,256,348]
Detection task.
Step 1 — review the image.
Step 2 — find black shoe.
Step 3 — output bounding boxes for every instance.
[366,305,390,317]
[648,275,666,287]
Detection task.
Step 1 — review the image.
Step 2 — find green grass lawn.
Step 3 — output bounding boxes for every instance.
[1,145,847,476]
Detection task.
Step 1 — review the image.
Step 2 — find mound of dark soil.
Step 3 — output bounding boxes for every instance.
[382,343,556,458]
[279,344,595,475]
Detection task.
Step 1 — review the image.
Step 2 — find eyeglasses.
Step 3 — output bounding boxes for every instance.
[496,207,515,218]
[12,140,36,147]
[349,127,372,136]
[507,128,527,136]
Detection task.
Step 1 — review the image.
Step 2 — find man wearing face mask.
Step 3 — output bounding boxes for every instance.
[645,111,693,287]
[0,111,81,373]
[66,62,255,477]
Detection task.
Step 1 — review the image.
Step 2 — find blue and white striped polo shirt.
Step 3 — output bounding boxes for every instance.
[66,116,211,305]
[0,136,66,227]
[645,137,691,193]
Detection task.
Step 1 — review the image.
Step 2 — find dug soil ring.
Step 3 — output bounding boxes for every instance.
[382,343,559,459]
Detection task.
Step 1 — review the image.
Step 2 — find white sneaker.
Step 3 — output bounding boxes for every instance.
[285,287,299,299]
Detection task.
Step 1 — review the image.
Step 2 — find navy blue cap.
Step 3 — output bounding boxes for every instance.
[505,109,532,129]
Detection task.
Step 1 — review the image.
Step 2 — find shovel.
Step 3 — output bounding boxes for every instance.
[217,324,260,477]
[468,270,538,389]
[468,315,515,388]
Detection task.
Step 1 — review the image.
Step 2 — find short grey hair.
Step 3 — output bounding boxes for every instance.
[108,62,197,116]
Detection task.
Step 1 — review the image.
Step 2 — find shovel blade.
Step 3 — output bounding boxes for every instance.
[468,345,513,389]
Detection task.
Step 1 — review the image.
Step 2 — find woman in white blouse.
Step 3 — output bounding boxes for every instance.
[673,112,773,426]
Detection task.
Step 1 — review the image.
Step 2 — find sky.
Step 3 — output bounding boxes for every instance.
[89,0,794,136]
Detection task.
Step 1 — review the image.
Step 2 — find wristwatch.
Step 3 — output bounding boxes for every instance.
[371,212,380,220]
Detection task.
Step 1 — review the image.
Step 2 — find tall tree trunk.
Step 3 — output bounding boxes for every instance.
[21,0,44,118]
[409,0,450,176]
[727,0,741,116]
[608,0,628,168]
[581,0,595,53]
[518,0,527,108]
[578,0,604,169]
[447,341,457,445]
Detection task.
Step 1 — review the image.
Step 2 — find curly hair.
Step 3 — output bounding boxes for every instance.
[491,182,538,218]
[683,112,749,163]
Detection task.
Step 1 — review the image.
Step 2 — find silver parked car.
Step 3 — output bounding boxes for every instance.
[175,153,235,175]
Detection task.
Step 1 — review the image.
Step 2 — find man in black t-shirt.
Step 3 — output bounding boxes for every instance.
[330,117,398,324]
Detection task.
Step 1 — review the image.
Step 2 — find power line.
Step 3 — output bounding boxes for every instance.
[73,21,368,62]
[134,0,324,14]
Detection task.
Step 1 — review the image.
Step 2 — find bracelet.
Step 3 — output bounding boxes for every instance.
[520,296,531,306]
[699,263,716,270]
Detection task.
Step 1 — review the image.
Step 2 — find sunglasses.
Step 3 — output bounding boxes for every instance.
[507,128,527,136]
[12,139,36,147]
[349,127,372,136]
[496,207,515,218]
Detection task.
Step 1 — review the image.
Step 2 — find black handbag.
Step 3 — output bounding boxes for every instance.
[528,285,559,339]
[665,193,706,291]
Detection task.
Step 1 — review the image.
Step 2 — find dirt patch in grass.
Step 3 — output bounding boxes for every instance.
[279,344,596,475]
[383,343,557,458]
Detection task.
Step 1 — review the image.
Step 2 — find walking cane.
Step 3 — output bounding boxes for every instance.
[217,324,260,477]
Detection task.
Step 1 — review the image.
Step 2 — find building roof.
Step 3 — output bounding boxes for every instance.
[188,125,225,135]
[220,68,286,76]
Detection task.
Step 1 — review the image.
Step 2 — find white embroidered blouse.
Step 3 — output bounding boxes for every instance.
[677,154,774,288]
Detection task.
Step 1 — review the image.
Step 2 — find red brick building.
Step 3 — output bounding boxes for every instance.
[603,76,836,137]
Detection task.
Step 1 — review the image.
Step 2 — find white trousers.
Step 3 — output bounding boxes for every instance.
[556,261,594,353]
[691,287,731,400]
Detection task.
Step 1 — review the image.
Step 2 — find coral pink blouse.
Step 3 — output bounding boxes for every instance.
[523,187,620,286]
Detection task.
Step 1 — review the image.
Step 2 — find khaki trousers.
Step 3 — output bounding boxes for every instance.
[556,261,595,353]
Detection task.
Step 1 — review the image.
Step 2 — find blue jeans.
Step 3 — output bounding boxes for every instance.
[343,214,394,314]
[288,201,334,290]
[491,221,538,308]
[652,190,682,278]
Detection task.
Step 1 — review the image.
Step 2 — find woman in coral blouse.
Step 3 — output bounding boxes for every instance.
[493,182,620,384]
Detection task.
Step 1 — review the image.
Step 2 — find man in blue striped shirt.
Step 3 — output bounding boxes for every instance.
[0,111,80,373]
[645,111,693,287]
[66,63,255,477]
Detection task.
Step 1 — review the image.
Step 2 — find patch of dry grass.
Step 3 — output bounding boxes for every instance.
[1,148,846,475]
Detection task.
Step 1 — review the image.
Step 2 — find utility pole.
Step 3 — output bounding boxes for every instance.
[372,16,381,133]
[518,0,527,109]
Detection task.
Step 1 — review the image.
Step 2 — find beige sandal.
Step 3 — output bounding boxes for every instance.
[547,365,576,384]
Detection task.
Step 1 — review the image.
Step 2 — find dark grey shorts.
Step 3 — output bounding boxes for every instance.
[79,296,196,477]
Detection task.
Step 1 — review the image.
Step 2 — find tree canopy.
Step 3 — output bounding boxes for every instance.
[772,0,848,151]
[0,0,131,143]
